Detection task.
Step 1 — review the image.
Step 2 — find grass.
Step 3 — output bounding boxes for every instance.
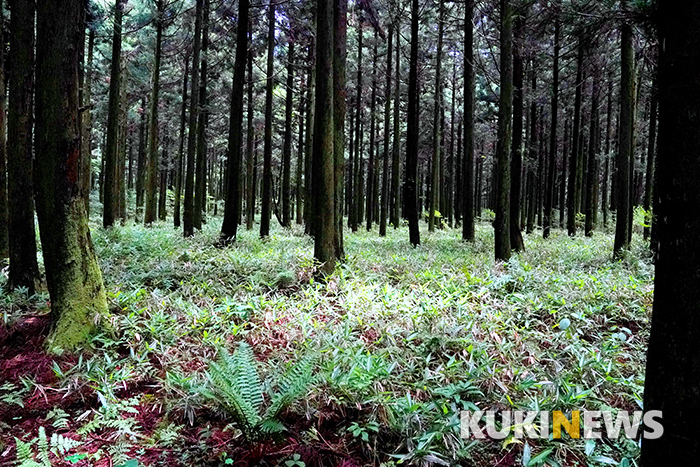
[0,210,653,467]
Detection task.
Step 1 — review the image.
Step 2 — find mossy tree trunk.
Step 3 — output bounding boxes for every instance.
[8,0,39,293]
[220,0,249,243]
[35,0,109,352]
[642,2,700,462]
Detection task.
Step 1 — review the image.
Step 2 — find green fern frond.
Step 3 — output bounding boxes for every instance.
[37,427,50,467]
[50,433,82,455]
[14,437,35,463]
[265,354,317,421]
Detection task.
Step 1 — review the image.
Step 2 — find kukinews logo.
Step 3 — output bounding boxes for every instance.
[460,410,663,440]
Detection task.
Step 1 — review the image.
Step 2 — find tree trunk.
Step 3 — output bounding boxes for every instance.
[313,0,335,275]
[495,0,513,261]
[567,38,584,236]
[543,17,559,238]
[35,0,108,351]
[585,72,600,236]
[406,0,420,246]
[145,0,164,224]
[81,28,95,218]
[509,9,524,251]
[429,0,444,233]
[643,75,657,240]
[0,0,6,261]
[260,0,275,238]
[103,0,125,228]
[462,0,475,242]
[642,2,700,462]
[183,0,203,237]
[282,38,294,227]
[193,0,209,230]
[391,29,401,229]
[220,0,249,243]
[613,3,633,257]
[174,56,189,228]
[333,0,346,259]
[366,30,378,231]
[379,25,392,237]
[8,0,39,293]
[246,35,255,230]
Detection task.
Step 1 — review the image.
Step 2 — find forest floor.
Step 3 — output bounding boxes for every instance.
[0,212,653,467]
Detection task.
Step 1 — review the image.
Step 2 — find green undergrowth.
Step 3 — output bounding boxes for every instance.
[1,215,653,467]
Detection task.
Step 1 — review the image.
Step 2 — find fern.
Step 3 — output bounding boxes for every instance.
[37,427,50,467]
[50,433,82,456]
[13,426,83,467]
[202,343,317,440]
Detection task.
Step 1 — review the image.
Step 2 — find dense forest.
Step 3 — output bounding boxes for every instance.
[0,0,699,465]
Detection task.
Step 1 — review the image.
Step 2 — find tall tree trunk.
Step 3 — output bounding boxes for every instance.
[117,57,127,222]
[559,117,568,228]
[613,2,633,257]
[8,0,38,292]
[462,0,475,242]
[509,9,524,251]
[642,2,700,463]
[366,30,378,231]
[351,21,363,233]
[333,0,346,259]
[282,38,294,227]
[183,0,203,237]
[220,0,249,243]
[260,0,275,238]
[174,56,189,228]
[313,0,335,274]
[602,74,612,226]
[643,75,657,240]
[35,0,108,351]
[103,0,125,228]
[391,29,401,229]
[0,0,7,261]
[135,96,147,214]
[303,32,316,234]
[495,0,513,261]
[81,28,95,218]
[246,35,255,230]
[296,100,304,224]
[194,0,209,229]
[585,72,600,236]
[379,25,392,237]
[145,0,164,224]
[543,17,559,238]
[406,0,420,246]
[429,0,444,233]
[567,38,584,236]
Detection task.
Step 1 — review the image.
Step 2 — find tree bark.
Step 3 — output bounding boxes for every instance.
[0,0,7,261]
[35,0,109,351]
[8,0,39,292]
[81,28,95,219]
[494,0,513,261]
[429,0,444,233]
[567,38,584,236]
[282,38,294,227]
[462,0,475,242]
[406,0,420,246]
[260,0,275,238]
[103,0,125,228]
[643,75,657,240]
[183,0,203,237]
[509,9,524,251]
[379,25,392,237]
[543,17,559,238]
[194,0,209,229]
[642,2,700,462]
[333,0,346,259]
[313,0,335,275]
[613,3,633,257]
[174,56,189,228]
[145,0,164,224]
[220,0,249,243]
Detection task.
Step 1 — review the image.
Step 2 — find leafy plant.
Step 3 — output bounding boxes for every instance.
[14,426,83,467]
[201,343,316,440]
